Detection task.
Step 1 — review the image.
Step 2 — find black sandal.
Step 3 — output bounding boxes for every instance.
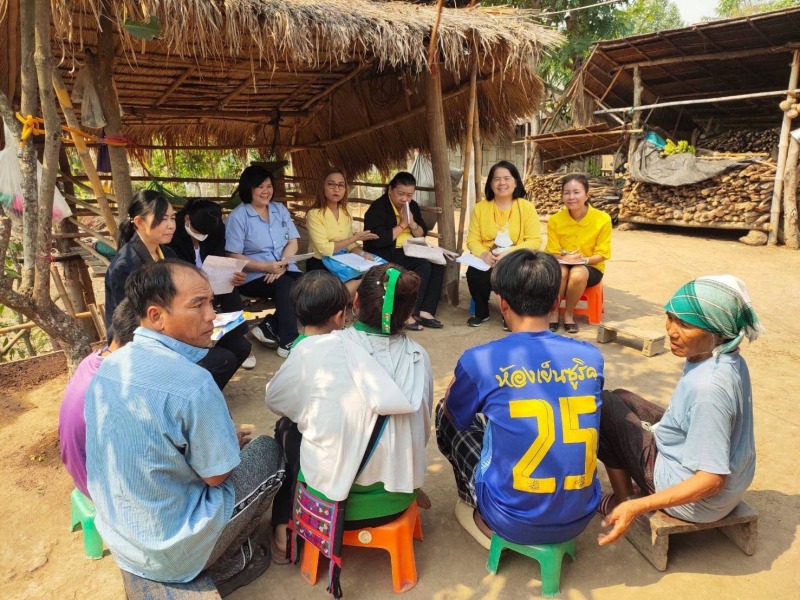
[549,321,560,333]
[216,544,270,597]
[405,320,423,331]
[564,322,579,334]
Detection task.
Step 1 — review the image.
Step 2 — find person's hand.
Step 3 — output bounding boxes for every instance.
[362,252,377,262]
[237,424,254,449]
[230,271,246,286]
[597,499,642,546]
[560,253,585,265]
[356,230,379,242]
[398,206,410,230]
[480,251,499,267]
[267,260,287,274]
[263,271,284,284]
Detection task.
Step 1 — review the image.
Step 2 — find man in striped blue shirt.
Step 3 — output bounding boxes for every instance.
[85,260,284,595]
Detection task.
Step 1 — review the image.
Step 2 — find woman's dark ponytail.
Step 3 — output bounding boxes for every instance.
[117,190,171,247]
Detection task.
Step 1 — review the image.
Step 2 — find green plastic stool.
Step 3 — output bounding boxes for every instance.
[486,534,575,597]
[70,488,104,559]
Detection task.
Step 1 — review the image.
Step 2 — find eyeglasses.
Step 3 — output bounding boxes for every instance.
[326,183,347,190]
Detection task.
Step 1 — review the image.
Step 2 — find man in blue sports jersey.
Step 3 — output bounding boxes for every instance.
[436,249,604,548]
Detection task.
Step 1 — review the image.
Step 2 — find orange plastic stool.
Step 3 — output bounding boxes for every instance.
[560,283,604,325]
[300,502,424,594]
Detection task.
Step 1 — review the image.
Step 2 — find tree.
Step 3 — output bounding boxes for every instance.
[716,0,799,18]
[620,0,685,35]
[0,0,92,372]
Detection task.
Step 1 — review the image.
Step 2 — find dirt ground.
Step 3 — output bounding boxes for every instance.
[2,226,799,599]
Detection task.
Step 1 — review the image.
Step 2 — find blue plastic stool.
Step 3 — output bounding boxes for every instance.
[486,534,575,597]
[70,488,104,559]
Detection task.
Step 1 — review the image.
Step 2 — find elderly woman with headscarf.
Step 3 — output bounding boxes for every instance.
[596,275,763,546]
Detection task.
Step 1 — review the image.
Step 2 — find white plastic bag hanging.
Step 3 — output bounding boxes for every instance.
[70,66,107,129]
[0,122,72,222]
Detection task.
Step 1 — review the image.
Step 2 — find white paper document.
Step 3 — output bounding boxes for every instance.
[284,252,314,263]
[202,255,249,295]
[456,253,491,271]
[329,252,380,273]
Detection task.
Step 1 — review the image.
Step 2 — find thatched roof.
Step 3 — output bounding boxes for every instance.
[1,0,560,178]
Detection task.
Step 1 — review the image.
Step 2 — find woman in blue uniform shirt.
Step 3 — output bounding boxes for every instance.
[226,166,302,358]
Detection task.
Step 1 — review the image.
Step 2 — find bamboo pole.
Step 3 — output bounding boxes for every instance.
[627,66,643,169]
[0,312,93,335]
[782,135,799,249]
[67,217,116,250]
[473,95,483,205]
[596,88,800,115]
[50,264,77,316]
[424,66,458,305]
[457,55,478,254]
[52,71,118,242]
[769,50,800,245]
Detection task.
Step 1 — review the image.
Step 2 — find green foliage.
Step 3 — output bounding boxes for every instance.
[144,149,256,199]
[715,0,798,18]
[619,0,685,35]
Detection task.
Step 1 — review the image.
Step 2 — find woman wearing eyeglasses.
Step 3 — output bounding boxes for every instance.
[305,168,379,296]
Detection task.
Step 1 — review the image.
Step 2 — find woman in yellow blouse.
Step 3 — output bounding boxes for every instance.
[545,174,612,333]
[305,168,379,295]
[465,160,542,328]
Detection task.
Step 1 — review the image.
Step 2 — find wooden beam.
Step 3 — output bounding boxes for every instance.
[301,61,374,111]
[218,73,259,109]
[768,50,800,245]
[594,88,800,115]
[52,71,118,242]
[309,75,487,148]
[612,45,795,72]
[155,67,196,107]
[126,107,309,120]
[425,66,458,305]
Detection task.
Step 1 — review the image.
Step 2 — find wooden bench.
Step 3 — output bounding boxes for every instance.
[121,569,220,599]
[596,320,667,357]
[626,501,758,571]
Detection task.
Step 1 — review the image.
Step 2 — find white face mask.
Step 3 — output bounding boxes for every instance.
[186,221,208,242]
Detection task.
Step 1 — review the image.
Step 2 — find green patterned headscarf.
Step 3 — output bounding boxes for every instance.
[664,275,764,356]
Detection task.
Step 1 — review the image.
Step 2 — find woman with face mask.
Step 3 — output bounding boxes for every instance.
[169,198,255,372]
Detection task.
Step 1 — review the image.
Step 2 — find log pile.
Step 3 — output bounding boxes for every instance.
[619,162,776,231]
[699,128,779,155]
[525,174,620,221]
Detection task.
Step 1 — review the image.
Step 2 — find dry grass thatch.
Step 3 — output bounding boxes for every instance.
[3,0,561,179]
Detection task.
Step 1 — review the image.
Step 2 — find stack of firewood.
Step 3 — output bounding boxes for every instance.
[525,174,621,220]
[618,162,776,230]
[699,128,779,155]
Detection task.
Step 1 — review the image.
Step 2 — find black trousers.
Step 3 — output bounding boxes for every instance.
[237,271,303,346]
[197,291,251,390]
[466,266,493,320]
[393,251,445,316]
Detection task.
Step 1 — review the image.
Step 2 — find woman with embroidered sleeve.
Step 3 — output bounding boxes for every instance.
[226,166,302,358]
[465,160,541,329]
[596,276,762,546]
[545,174,612,334]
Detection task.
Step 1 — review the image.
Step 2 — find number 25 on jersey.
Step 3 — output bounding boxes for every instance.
[509,395,598,494]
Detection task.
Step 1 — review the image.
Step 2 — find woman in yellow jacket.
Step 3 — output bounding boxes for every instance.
[545,174,612,334]
[465,160,541,327]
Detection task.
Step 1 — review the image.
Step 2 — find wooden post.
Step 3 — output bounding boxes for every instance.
[473,97,483,205]
[768,50,800,245]
[456,56,478,255]
[85,0,134,216]
[424,66,458,305]
[52,70,118,241]
[627,65,643,170]
[783,136,800,249]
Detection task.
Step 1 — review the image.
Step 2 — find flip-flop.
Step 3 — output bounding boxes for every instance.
[454,499,492,550]
[216,543,270,597]
[405,321,423,331]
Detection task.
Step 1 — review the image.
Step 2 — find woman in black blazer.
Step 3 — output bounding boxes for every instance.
[105,191,247,389]
[363,171,444,330]
[169,199,254,371]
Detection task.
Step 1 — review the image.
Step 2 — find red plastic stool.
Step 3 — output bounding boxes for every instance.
[560,283,604,325]
[300,502,424,594]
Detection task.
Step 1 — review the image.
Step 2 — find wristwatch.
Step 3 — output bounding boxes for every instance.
[584,259,589,265]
